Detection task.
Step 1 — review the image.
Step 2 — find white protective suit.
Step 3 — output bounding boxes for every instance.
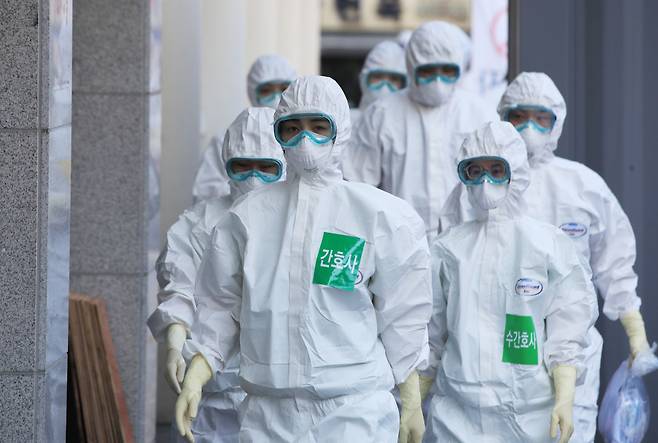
[440,72,642,443]
[423,121,598,442]
[187,75,432,442]
[343,21,497,241]
[192,54,296,201]
[148,107,286,443]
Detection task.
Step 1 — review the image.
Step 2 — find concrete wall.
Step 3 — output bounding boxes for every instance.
[70,0,162,441]
[0,0,72,440]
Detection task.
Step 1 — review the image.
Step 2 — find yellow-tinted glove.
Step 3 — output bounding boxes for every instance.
[620,311,650,362]
[176,354,212,443]
[550,365,576,443]
[419,374,434,401]
[398,371,425,443]
[165,323,188,394]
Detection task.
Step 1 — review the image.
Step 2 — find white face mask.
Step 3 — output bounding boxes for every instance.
[231,175,266,197]
[257,92,283,109]
[415,80,455,107]
[361,86,394,109]
[284,138,334,176]
[467,181,509,211]
[519,126,551,163]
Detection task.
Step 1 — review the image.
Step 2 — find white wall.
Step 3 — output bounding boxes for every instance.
[157,0,202,423]
[200,0,321,151]
[160,0,202,243]
[161,0,321,241]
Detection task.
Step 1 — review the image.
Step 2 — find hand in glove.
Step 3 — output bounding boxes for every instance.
[419,374,434,401]
[176,354,212,443]
[620,310,650,363]
[550,365,576,443]
[165,323,188,394]
[398,371,425,443]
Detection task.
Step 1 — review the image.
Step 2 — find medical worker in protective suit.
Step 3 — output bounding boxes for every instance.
[353,40,407,126]
[343,21,496,242]
[421,121,598,443]
[175,76,432,443]
[342,40,407,172]
[440,72,651,443]
[192,54,296,201]
[147,107,286,443]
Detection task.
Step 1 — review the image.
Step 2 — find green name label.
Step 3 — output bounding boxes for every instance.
[312,232,365,291]
[502,314,538,365]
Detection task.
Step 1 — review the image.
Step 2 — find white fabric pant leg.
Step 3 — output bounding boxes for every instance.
[424,393,556,443]
[571,327,603,443]
[170,389,246,443]
[239,390,399,443]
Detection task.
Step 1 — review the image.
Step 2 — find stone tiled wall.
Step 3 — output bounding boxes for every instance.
[0,0,72,440]
[69,0,161,441]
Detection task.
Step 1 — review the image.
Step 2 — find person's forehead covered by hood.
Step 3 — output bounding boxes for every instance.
[247,54,297,107]
[274,75,351,153]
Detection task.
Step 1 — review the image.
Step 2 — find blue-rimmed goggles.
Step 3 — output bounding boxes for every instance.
[273,113,337,148]
[364,70,407,91]
[457,156,511,185]
[503,105,557,134]
[225,157,283,183]
[255,80,291,105]
[414,63,460,85]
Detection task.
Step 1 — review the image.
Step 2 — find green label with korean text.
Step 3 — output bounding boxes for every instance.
[312,232,365,291]
[502,314,538,365]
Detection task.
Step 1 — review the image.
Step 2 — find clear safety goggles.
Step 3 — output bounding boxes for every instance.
[503,105,557,133]
[364,70,407,92]
[414,63,460,85]
[255,80,291,105]
[273,113,337,148]
[225,157,283,183]
[457,156,511,185]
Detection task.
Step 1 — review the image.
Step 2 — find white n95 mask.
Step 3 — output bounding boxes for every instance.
[416,81,455,107]
[232,175,266,196]
[468,181,509,211]
[284,138,334,176]
[518,126,551,162]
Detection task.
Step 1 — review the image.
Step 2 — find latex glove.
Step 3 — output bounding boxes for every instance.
[419,374,434,401]
[176,354,212,443]
[398,371,425,443]
[550,365,576,443]
[620,310,650,362]
[165,323,188,394]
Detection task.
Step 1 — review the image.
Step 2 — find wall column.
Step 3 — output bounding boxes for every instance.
[0,0,72,440]
[70,0,162,441]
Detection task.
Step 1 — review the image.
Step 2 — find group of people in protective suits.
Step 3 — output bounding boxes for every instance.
[148,20,652,443]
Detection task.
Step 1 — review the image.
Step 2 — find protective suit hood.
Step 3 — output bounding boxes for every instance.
[274,75,351,182]
[247,54,297,108]
[396,29,412,48]
[457,121,530,220]
[406,21,467,107]
[221,107,286,199]
[359,40,407,109]
[498,72,567,167]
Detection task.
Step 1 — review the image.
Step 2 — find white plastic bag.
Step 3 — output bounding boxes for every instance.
[598,344,658,443]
